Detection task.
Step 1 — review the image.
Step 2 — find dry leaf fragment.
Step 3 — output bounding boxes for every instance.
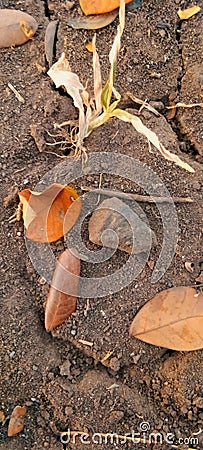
[86,41,93,52]
[79,0,132,15]
[130,286,203,351]
[68,10,118,29]
[45,20,58,67]
[45,249,80,331]
[178,6,201,20]
[19,183,81,243]
[0,9,38,48]
[166,101,177,120]
[8,405,26,437]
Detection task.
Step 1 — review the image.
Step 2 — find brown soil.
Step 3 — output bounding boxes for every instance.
[0,1,203,449]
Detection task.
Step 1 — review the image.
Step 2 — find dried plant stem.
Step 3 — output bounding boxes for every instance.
[81,187,193,204]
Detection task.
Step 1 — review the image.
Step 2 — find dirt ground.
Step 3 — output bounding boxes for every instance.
[0,0,203,449]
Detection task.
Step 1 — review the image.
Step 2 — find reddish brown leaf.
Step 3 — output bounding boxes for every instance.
[130,286,203,351]
[0,9,38,48]
[8,405,26,437]
[19,183,81,243]
[166,101,177,120]
[45,249,80,331]
[79,0,132,15]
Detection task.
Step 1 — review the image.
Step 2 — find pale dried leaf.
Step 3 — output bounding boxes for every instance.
[178,5,201,20]
[101,0,125,110]
[92,34,102,114]
[130,286,203,351]
[112,108,195,172]
[127,91,160,116]
[109,0,125,66]
[167,101,203,109]
[48,53,87,146]
[67,10,118,29]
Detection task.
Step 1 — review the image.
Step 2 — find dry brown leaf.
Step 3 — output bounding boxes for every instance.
[166,101,177,120]
[68,10,118,29]
[19,183,81,243]
[79,0,132,15]
[0,9,38,48]
[130,286,203,351]
[8,405,26,437]
[178,5,201,20]
[45,249,80,331]
[86,41,93,52]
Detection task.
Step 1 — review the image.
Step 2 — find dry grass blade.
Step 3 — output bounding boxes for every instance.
[167,101,203,109]
[126,91,160,116]
[112,108,195,172]
[101,0,125,109]
[92,34,102,114]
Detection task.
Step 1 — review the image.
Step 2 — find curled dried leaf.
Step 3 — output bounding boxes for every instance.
[130,286,203,351]
[45,249,80,331]
[48,53,87,148]
[0,9,38,48]
[8,405,26,437]
[19,183,81,243]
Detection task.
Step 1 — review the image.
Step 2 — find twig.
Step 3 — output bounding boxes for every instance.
[126,91,160,116]
[81,187,193,204]
[97,173,103,204]
[8,83,25,103]
[167,102,203,109]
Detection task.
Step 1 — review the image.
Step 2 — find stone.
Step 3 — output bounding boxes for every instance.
[88,197,156,255]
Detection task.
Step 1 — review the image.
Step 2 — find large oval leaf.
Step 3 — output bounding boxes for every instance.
[45,249,80,331]
[19,183,81,243]
[0,9,38,48]
[130,286,203,351]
